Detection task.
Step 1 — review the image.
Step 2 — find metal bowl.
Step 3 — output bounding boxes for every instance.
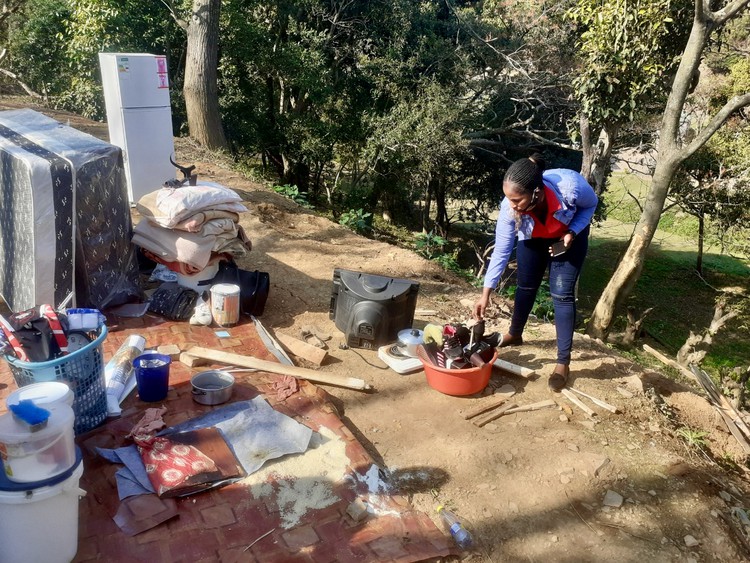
[191,370,235,405]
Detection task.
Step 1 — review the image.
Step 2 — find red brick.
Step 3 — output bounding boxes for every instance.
[367,535,410,559]
[281,525,320,550]
[166,528,221,560]
[201,503,237,527]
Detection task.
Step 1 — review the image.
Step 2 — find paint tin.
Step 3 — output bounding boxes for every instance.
[210,283,241,327]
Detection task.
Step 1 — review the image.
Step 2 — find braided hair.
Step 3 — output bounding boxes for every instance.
[503,153,546,195]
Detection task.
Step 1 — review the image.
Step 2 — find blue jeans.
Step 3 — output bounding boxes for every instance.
[509,226,590,365]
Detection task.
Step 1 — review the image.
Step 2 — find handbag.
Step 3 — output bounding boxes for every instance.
[211,260,270,317]
[148,282,199,321]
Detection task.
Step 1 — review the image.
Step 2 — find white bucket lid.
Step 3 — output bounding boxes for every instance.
[0,404,74,445]
[6,382,74,409]
[211,283,240,296]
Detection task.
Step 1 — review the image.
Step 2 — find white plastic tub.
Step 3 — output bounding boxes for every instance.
[6,381,75,409]
[0,459,85,563]
[0,403,76,483]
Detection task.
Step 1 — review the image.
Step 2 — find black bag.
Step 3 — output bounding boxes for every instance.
[148,282,199,321]
[211,261,270,316]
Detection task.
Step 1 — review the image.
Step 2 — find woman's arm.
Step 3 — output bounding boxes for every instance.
[483,199,517,289]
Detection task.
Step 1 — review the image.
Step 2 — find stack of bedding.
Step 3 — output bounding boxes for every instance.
[133,182,252,276]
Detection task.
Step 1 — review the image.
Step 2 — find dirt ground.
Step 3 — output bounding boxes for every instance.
[3,100,750,562]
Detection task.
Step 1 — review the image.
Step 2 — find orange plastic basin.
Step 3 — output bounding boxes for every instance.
[421,350,498,396]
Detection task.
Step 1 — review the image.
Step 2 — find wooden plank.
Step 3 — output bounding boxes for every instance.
[461,396,509,420]
[643,344,697,382]
[568,387,619,413]
[274,332,328,366]
[561,389,597,417]
[473,402,517,427]
[493,358,535,378]
[185,346,371,391]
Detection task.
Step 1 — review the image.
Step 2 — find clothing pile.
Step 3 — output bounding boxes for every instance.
[132,182,252,276]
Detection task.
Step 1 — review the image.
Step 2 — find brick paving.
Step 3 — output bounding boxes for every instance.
[0,314,454,562]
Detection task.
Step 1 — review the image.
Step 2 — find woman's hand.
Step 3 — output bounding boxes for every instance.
[473,288,493,320]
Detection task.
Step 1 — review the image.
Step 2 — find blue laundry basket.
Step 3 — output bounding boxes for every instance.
[5,325,108,434]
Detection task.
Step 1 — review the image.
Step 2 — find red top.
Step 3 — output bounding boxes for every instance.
[529,185,567,239]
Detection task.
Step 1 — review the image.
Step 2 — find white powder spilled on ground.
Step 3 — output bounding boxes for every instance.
[348,464,401,518]
[240,426,350,529]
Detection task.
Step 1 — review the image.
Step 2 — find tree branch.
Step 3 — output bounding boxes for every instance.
[0,67,43,99]
[160,0,188,31]
[682,93,750,160]
[710,0,750,25]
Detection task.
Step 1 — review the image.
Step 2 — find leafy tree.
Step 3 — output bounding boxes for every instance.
[567,0,693,195]
[588,0,750,340]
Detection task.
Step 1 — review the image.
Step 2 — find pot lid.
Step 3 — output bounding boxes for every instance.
[398,328,423,345]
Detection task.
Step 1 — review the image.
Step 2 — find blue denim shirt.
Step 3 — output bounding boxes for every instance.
[483,168,598,289]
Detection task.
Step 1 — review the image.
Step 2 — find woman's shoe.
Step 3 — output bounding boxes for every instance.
[548,364,569,392]
[498,333,523,347]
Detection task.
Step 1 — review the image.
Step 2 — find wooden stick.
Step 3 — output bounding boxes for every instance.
[493,358,535,378]
[568,387,619,413]
[462,396,508,420]
[274,332,328,366]
[502,399,557,414]
[473,402,517,427]
[185,347,371,391]
[473,399,557,428]
[643,344,697,382]
[561,389,597,417]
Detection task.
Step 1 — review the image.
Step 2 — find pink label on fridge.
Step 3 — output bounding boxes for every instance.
[157,73,169,89]
[156,56,167,74]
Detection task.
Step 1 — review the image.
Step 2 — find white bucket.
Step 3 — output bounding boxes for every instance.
[176,261,220,293]
[6,381,75,409]
[0,459,85,563]
[210,283,241,327]
[0,403,76,483]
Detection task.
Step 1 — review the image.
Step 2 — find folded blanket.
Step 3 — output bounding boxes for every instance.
[137,183,246,229]
[133,218,239,270]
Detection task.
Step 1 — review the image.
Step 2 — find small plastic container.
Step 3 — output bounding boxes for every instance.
[0,403,76,483]
[133,353,171,402]
[420,350,498,396]
[6,382,74,410]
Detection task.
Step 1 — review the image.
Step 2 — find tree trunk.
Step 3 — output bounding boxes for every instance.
[422,179,435,233]
[580,115,619,196]
[696,213,704,274]
[587,159,679,339]
[184,0,227,150]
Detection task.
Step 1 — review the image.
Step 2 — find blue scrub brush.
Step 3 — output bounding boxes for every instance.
[9,399,51,431]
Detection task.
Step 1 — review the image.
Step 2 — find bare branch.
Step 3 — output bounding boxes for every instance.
[160,0,188,31]
[0,68,43,98]
[0,1,24,26]
[682,93,750,159]
[709,0,750,25]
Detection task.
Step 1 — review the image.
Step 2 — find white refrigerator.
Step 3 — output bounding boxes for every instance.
[99,52,176,203]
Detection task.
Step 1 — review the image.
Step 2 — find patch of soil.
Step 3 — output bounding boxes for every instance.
[4,99,750,561]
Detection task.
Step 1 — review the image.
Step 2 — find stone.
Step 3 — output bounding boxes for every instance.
[346,498,369,522]
[718,490,732,502]
[551,535,559,543]
[648,490,657,496]
[684,535,699,547]
[559,414,569,422]
[567,443,580,452]
[560,475,570,484]
[157,344,181,360]
[578,420,597,430]
[603,490,624,508]
[484,423,498,431]
[616,387,634,398]
[622,375,645,394]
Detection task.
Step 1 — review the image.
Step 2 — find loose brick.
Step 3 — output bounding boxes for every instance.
[282,525,320,550]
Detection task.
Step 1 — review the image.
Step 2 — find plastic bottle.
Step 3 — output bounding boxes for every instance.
[437,505,474,550]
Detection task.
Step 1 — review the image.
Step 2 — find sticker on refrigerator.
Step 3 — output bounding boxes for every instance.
[156,57,167,74]
[157,73,169,89]
[117,57,130,75]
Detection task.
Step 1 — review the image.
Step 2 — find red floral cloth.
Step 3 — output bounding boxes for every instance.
[134,434,217,497]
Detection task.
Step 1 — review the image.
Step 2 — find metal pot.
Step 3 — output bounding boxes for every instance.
[191,370,235,405]
[397,328,424,358]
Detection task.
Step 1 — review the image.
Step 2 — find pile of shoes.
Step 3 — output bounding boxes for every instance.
[417,320,499,370]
